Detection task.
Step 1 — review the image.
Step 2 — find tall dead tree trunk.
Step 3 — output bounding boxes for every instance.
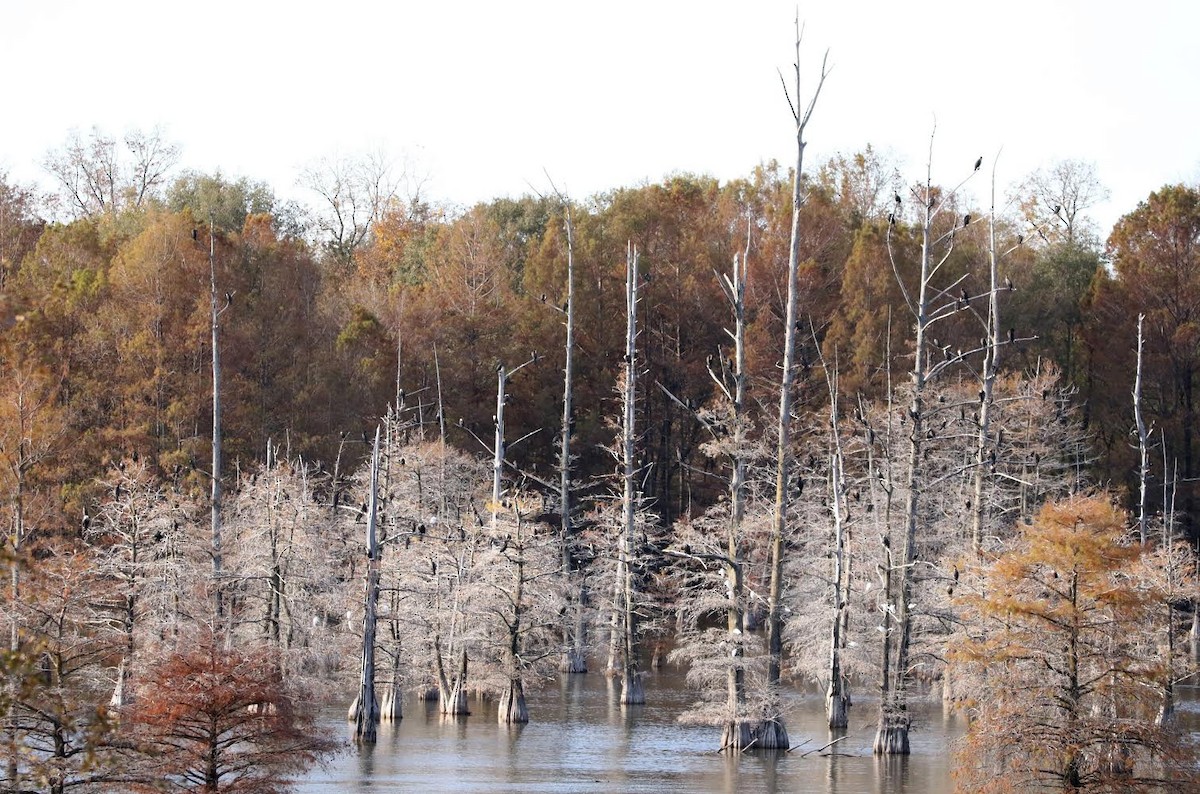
[711,232,754,750]
[490,355,537,530]
[761,18,828,751]
[208,223,227,619]
[351,427,382,743]
[1135,313,1150,546]
[618,242,644,706]
[555,199,587,675]
[970,164,1005,559]
[605,244,646,702]
[875,135,978,755]
[820,358,852,729]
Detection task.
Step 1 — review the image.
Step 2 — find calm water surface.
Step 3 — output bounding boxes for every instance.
[298,669,968,793]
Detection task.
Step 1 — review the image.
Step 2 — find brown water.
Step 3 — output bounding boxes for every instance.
[298,670,968,793]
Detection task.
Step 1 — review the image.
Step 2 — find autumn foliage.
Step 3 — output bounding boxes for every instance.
[951,495,1199,792]
[124,634,337,793]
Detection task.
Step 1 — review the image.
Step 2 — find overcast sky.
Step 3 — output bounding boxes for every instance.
[2,0,1197,236]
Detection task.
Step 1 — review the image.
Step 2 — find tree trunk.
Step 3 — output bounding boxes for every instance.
[557,202,588,675]
[499,678,529,724]
[971,171,1004,558]
[352,427,382,743]
[1134,314,1150,546]
[714,232,753,747]
[208,225,224,619]
[492,366,506,529]
[763,27,828,749]
[441,649,470,716]
[617,243,644,706]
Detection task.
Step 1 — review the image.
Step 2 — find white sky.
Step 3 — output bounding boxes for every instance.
[2,0,1197,236]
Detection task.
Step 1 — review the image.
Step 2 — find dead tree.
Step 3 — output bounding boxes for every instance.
[350,427,382,743]
[607,242,646,706]
[552,192,587,675]
[761,17,829,750]
[817,353,852,729]
[969,156,1036,557]
[489,355,538,529]
[875,133,980,755]
[1135,313,1150,546]
[207,223,231,619]
[716,235,754,747]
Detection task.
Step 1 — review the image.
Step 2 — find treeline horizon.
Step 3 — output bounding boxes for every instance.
[0,129,1193,540]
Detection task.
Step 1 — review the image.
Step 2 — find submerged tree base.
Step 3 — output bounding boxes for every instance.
[873,712,910,755]
[347,693,379,723]
[499,679,529,724]
[721,721,753,752]
[380,685,403,722]
[743,719,789,751]
[560,649,588,674]
[441,683,470,716]
[826,688,850,730]
[619,671,645,705]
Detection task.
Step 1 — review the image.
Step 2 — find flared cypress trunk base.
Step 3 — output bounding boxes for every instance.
[380,685,403,721]
[720,720,755,752]
[620,671,645,705]
[873,712,910,755]
[826,686,850,729]
[744,718,789,750]
[441,682,470,715]
[110,660,131,708]
[346,692,379,722]
[559,648,588,674]
[499,679,529,724]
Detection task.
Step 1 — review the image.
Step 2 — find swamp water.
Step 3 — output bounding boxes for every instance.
[298,669,969,793]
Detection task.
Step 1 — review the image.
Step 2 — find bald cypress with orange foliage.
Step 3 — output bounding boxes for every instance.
[951,495,1198,792]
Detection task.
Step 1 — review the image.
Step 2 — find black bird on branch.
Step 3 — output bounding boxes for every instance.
[974,156,983,172]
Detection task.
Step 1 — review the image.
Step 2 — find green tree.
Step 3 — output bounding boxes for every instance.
[166,171,275,235]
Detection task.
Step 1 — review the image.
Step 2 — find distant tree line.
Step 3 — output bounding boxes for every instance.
[2,120,1200,790]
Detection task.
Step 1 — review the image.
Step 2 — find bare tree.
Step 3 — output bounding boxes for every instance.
[875,132,978,755]
[1013,158,1108,248]
[87,457,184,707]
[666,227,777,750]
[549,189,587,674]
[350,427,382,743]
[762,17,828,750]
[1134,313,1151,546]
[43,126,180,219]
[300,149,407,268]
[607,243,647,706]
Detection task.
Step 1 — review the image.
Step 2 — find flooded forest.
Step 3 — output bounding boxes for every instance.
[4,35,1200,794]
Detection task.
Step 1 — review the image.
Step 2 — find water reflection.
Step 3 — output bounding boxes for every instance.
[299,669,964,793]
